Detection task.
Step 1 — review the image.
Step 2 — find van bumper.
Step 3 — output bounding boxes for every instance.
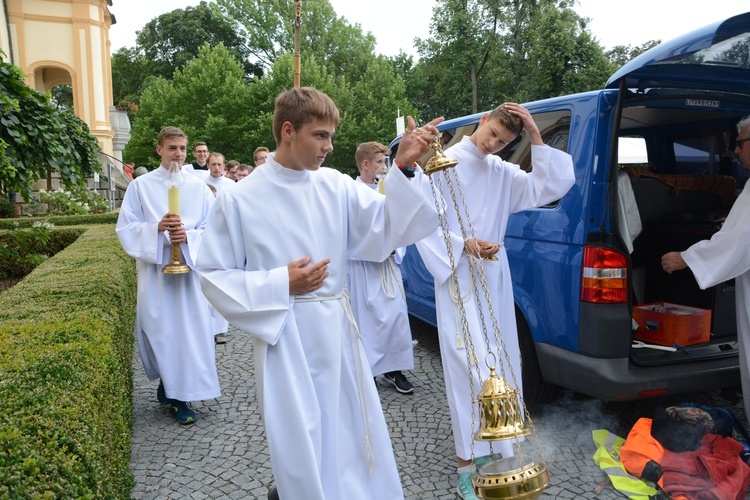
[536,342,740,401]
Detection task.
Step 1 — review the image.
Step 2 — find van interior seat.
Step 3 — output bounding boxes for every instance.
[622,166,736,229]
[622,167,736,278]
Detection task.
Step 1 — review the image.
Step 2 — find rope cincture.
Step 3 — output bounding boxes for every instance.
[295,290,377,474]
[378,256,405,301]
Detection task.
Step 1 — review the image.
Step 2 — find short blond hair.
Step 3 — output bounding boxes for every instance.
[253,147,269,162]
[157,126,187,146]
[355,142,390,168]
[273,87,340,145]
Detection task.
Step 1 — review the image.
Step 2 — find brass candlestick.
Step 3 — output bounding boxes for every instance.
[162,162,190,275]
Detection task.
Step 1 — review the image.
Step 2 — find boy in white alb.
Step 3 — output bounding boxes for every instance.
[414,103,575,499]
[347,141,416,394]
[202,152,235,344]
[196,87,443,499]
[116,126,220,425]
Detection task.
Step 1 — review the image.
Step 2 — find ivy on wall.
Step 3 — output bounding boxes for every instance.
[0,54,101,202]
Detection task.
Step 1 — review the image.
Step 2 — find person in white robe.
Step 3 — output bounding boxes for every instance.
[195,87,442,500]
[413,103,575,499]
[347,141,416,394]
[204,152,236,194]
[183,141,210,178]
[661,114,750,416]
[116,126,220,425]
[203,152,236,344]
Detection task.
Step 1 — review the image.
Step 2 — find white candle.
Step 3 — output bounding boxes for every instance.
[168,185,180,215]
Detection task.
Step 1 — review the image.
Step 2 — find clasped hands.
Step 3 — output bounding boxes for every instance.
[465,238,500,260]
[159,213,186,244]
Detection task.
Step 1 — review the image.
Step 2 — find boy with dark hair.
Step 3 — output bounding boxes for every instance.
[414,103,575,499]
[116,126,220,425]
[196,87,442,499]
[225,160,240,181]
[348,141,416,394]
[235,164,252,180]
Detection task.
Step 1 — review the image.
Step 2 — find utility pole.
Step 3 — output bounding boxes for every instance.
[293,0,314,87]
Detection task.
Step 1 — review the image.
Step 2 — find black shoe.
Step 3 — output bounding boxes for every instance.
[383,371,414,394]
[268,485,279,500]
[157,380,172,404]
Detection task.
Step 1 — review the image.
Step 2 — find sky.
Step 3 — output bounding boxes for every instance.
[108,1,749,57]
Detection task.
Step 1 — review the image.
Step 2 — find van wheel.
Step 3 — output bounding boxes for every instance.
[516,308,560,406]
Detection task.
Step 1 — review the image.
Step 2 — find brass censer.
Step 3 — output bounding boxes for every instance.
[420,133,549,499]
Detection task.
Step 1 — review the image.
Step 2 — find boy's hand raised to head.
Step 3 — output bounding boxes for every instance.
[394,116,445,167]
[502,103,543,146]
[288,257,330,295]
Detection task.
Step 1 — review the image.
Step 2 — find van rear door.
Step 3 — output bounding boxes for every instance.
[606,12,750,94]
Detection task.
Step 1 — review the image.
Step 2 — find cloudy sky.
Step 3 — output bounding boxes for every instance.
[108,1,748,57]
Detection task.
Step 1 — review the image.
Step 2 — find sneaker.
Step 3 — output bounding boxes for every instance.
[457,471,478,500]
[474,455,493,472]
[157,380,172,405]
[267,485,279,500]
[170,400,197,425]
[383,371,414,394]
[215,333,227,344]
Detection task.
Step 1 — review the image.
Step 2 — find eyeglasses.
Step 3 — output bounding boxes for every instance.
[738,137,750,148]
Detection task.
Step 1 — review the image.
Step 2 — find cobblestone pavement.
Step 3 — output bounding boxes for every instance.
[130,318,749,499]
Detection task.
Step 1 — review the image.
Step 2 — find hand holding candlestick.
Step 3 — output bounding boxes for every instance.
[162,162,190,274]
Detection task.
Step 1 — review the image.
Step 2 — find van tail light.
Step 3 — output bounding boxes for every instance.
[581,246,628,303]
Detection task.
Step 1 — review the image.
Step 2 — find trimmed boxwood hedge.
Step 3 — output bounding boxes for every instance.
[0,224,136,498]
[0,212,119,229]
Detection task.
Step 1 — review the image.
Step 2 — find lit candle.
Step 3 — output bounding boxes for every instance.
[168,185,180,215]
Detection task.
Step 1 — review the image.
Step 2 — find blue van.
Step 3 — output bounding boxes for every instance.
[389,12,750,405]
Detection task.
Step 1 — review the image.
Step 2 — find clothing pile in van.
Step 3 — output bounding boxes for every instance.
[622,166,737,207]
[619,405,750,499]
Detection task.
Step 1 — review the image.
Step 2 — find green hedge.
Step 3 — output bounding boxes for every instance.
[0,212,119,229]
[0,224,136,498]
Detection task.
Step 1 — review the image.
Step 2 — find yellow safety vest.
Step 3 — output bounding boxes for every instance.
[592,429,659,499]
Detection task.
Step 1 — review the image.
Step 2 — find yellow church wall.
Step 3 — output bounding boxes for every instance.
[3,0,130,203]
[0,3,9,58]
[22,22,75,69]
[19,0,72,18]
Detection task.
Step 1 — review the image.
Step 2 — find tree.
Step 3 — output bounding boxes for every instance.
[521,6,611,100]
[606,40,661,69]
[332,56,419,176]
[217,0,376,82]
[0,57,100,201]
[124,44,258,168]
[111,1,261,118]
[136,1,259,79]
[125,2,416,175]
[409,0,613,118]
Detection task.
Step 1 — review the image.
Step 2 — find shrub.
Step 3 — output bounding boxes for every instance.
[38,186,109,215]
[0,212,118,229]
[0,194,14,218]
[0,224,136,498]
[0,222,83,279]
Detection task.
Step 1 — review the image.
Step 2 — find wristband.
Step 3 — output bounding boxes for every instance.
[395,161,417,178]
